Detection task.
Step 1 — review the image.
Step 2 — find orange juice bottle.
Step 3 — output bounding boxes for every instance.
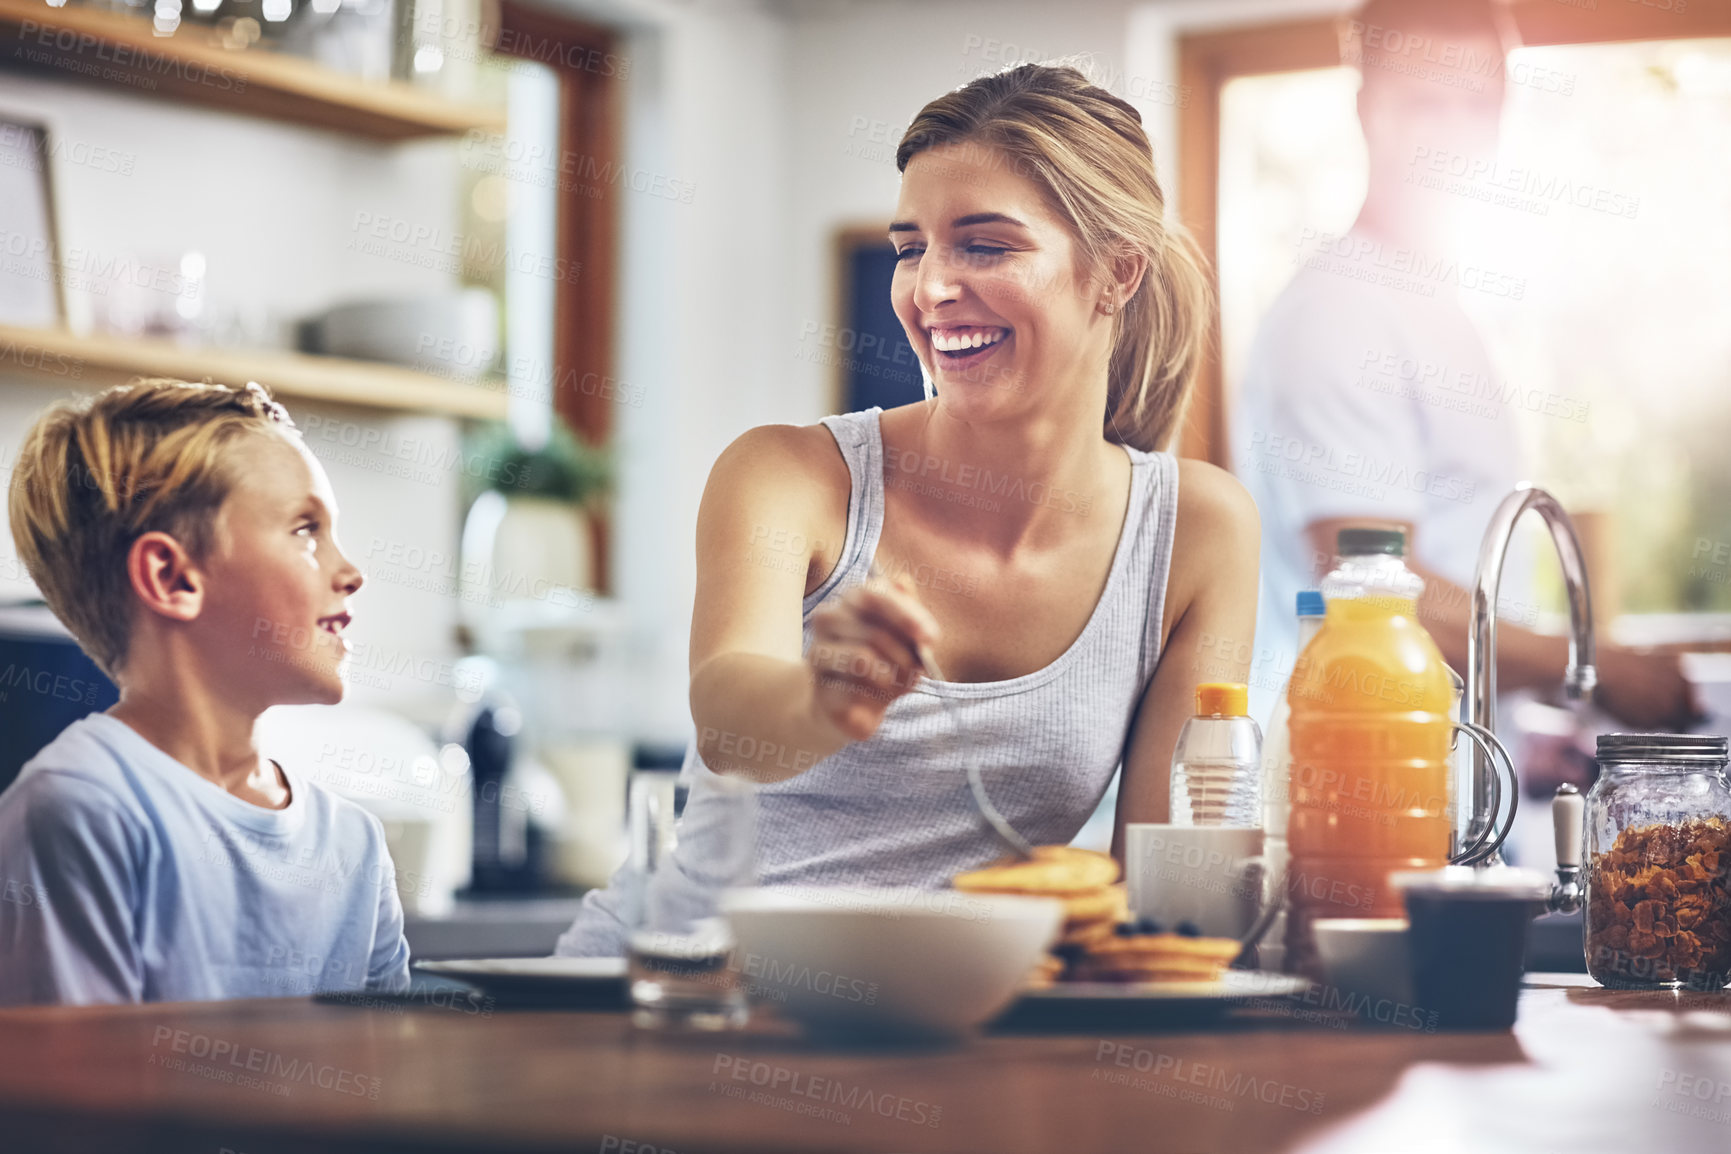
[1283,528,1455,979]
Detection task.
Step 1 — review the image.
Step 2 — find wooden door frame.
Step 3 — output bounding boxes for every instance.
[1175,0,1731,467]
[493,0,624,594]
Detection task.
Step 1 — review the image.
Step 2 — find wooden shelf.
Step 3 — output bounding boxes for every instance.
[0,325,510,420]
[0,0,506,140]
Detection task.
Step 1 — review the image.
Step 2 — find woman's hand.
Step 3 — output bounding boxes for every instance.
[806,572,942,742]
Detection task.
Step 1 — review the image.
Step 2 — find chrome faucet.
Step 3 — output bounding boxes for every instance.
[1463,484,1597,902]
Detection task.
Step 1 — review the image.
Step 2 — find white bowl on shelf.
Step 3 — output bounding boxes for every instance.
[313,289,499,380]
[720,886,1063,1042]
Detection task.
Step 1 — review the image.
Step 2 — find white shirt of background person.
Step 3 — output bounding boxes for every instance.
[1231,226,1534,731]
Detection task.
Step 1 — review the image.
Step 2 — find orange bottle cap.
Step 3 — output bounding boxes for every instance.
[1195,682,1249,717]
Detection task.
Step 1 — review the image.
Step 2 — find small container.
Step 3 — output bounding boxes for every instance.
[1583,733,1731,990]
[1170,682,1261,827]
[1393,866,1551,1030]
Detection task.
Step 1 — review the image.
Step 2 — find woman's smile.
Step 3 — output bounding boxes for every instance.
[932,325,1012,371]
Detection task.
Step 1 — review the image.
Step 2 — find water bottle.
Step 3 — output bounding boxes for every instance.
[1170,682,1263,827]
[1258,590,1325,972]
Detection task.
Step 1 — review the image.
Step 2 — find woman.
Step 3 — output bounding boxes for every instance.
[558,63,1259,955]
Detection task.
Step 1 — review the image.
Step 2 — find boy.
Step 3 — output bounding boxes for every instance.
[0,378,411,1003]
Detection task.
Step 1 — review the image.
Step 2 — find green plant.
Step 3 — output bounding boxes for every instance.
[463,420,613,508]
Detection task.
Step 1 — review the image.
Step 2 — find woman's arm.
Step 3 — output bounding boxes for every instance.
[1111,459,1261,861]
[687,424,938,784]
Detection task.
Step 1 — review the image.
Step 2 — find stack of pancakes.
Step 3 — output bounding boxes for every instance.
[1064,928,1243,983]
[952,846,1240,987]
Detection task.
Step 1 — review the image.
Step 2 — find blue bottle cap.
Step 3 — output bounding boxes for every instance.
[1296,590,1325,617]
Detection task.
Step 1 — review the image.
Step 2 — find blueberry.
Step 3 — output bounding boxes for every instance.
[1114,922,1137,937]
[1175,921,1202,938]
[1136,917,1164,935]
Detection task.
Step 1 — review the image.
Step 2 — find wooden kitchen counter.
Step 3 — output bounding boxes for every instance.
[2,975,1728,1153]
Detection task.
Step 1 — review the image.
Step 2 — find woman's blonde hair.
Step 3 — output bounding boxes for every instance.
[896,62,1214,453]
[7,378,294,678]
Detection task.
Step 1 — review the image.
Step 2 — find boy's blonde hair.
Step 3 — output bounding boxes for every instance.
[7,378,294,679]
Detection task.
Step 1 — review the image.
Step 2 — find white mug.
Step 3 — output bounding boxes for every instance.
[1125,824,1266,940]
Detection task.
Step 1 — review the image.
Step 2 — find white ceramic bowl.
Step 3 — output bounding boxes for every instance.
[314,289,499,380]
[720,886,1063,1041]
[1314,918,1413,1009]
[1681,652,1731,724]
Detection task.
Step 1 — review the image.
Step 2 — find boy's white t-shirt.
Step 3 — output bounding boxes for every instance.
[0,713,411,1005]
[1231,229,1535,727]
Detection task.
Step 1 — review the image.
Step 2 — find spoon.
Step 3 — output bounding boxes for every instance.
[865,561,1035,860]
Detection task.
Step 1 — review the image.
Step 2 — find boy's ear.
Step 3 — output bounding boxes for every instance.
[126,531,204,623]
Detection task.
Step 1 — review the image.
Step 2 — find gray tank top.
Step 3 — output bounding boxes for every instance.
[556,406,1180,955]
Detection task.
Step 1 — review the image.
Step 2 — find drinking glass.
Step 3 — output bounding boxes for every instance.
[624,770,757,1031]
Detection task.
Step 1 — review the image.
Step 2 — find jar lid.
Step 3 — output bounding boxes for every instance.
[1337,527,1405,557]
[1596,733,1728,765]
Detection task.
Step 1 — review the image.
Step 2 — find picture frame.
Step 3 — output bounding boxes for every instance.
[0,114,67,328]
[830,223,924,416]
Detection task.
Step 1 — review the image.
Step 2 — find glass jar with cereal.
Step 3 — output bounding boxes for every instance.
[1583,733,1731,990]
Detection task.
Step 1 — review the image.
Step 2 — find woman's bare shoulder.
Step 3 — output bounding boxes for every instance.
[700,423,853,583]
[1173,457,1259,534]
[1169,457,1261,587]
[706,421,851,501]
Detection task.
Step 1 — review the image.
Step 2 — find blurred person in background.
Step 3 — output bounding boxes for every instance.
[1231,0,1699,864]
